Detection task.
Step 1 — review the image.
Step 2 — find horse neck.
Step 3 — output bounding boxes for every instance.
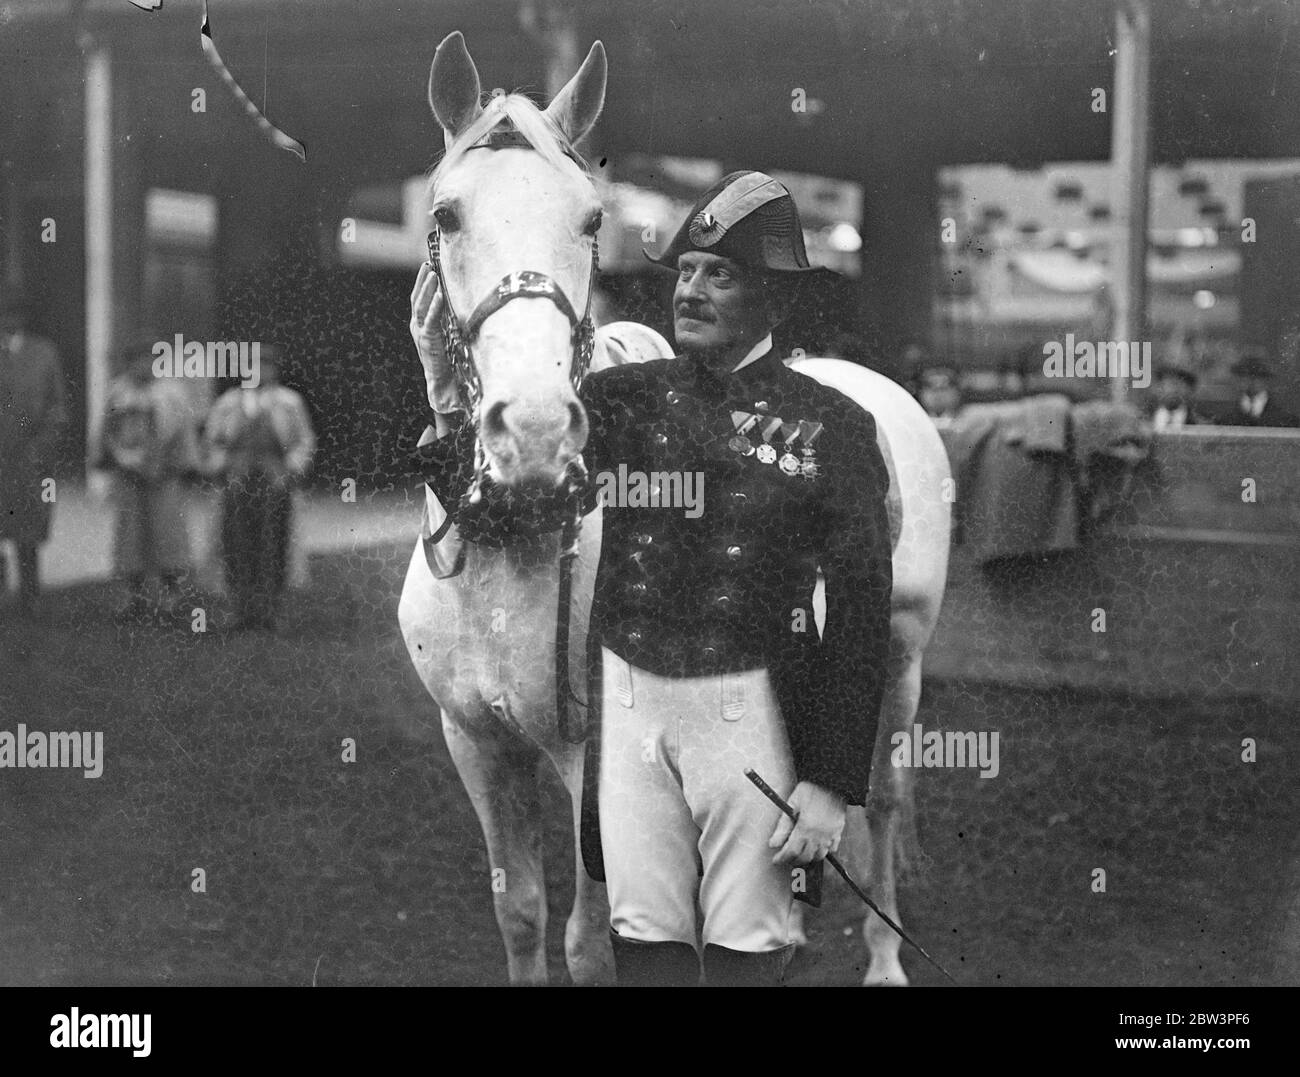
[467,533,562,576]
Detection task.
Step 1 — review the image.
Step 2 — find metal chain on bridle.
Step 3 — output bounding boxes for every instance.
[426,214,599,742]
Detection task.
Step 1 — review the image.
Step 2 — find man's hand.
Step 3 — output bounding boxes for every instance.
[768,781,846,866]
[410,262,462,415]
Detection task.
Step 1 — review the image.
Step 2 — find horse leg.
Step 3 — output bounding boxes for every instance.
[552,744,615,985]
[442,707,551,985]
[857,623,925,987]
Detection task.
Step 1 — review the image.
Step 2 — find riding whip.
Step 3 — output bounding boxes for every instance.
[744,767,958,985]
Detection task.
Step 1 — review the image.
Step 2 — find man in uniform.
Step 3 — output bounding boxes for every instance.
[415,171,893,986]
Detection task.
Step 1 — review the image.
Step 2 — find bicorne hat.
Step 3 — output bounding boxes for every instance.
[645,170,830,275]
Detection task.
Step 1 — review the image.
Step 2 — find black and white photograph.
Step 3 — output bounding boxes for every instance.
[0,0,1296,1034]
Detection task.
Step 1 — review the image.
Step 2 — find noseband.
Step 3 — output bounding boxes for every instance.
[426,227,599,421]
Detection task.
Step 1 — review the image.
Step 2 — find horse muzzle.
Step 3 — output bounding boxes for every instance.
[479,392,589,489]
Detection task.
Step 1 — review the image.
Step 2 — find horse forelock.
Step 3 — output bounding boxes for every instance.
[427,93,590,199]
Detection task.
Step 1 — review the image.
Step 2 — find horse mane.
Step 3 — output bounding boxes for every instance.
[428,93,590,197]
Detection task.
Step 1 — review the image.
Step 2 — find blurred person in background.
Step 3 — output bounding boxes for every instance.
[1147,361,1206,430]
[899,342,927,398]
[999,343,1040,400]
[204,346,315,631]
[93,332,204,623]
[0,294,66,615]
[1210,354,1298,428]
[916,363,965,427]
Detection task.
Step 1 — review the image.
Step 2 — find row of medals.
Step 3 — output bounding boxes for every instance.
[727,411,823,478]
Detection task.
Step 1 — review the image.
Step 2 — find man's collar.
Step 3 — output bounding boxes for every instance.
[682,336,781,398]
[730,334,774,373]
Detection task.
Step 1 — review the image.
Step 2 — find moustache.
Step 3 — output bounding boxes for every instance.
[676,307,713,321]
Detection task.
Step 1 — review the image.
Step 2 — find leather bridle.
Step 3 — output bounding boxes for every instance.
[425,224,598,505]
[425,144,599,742]
[426,228,599,413]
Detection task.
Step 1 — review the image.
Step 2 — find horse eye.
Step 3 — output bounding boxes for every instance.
[433,205,459,232]
[584,210,603,236]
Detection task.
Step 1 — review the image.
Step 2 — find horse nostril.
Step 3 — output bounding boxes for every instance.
[482,400,508,439]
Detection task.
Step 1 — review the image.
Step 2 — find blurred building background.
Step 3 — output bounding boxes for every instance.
[936,158,1300,404]
[3,0,1300,485]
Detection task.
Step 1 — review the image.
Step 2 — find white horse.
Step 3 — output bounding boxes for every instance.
[788,359,951,986]
[397,32,951,986]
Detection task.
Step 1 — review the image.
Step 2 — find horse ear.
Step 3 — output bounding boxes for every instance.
[429,31,483,149]
[544,41,606,146]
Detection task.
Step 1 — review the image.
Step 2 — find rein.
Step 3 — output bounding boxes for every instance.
[425,182,598,743]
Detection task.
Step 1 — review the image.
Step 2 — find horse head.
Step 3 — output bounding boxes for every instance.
[427,31,606,490]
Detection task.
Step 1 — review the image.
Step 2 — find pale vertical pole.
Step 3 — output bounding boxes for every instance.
[1109,0,1152,403]
[84,41,113,467]
[520,0,580,98]
[547,10,578,99]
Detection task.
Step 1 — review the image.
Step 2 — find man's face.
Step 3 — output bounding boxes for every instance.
[673,252,777,356]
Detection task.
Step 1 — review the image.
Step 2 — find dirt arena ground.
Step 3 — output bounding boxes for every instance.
[1,545,1295,986]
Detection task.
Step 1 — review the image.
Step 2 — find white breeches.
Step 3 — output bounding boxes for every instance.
[598,647,797,952]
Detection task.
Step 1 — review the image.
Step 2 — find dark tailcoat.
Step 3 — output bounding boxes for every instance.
[423,347,894,806]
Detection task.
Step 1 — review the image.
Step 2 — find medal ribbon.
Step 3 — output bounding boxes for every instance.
[797,420,824,446]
